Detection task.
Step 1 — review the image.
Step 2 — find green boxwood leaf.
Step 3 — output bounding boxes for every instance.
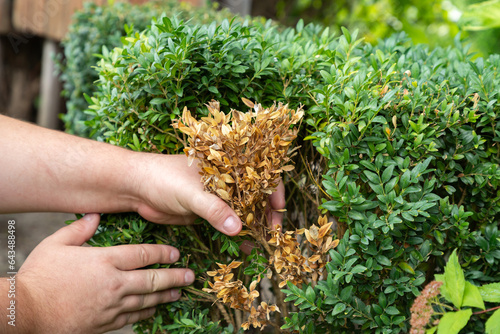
[385,306,399,315]
[381,165,395,183]
[364,170,380,183]
[332,303,346,316]
[150,97,168,105]
[348,210,365,221]
[305,285,316,303]
[398,261,415,275]
[437,309,472,334]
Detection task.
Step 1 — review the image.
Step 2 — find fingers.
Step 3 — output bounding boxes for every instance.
[49,213,100,246]
[109,244,180,270]
[189,192,242,236]
[121,289,181,312]
[124,268,195,295]
[103,307,156,332]
[239,240,255,255]
[268,179,285,229]
[137,205,198,225]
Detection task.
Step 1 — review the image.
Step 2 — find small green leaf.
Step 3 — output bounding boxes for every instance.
[332,303,346,316]
[486,308,500,334]
[385,306,399,315]
[150,97,168,105]
[208,86,219,95]
[381,165,395,183]
[133,133,140,150]
[437,309,472,334]
[376,255,391,266]
[443,249,465,309]
[364,170,380,183]
[462,281,485,310]
[305,285,316,303]
[479,282,500,303]
[427,327,437,334]
[348,210,365,221]
[351,264,367,274]
[398,261,415,275]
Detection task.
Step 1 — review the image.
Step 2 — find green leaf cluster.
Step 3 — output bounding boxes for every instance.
[309,30,500,331]
[432,250,500,334]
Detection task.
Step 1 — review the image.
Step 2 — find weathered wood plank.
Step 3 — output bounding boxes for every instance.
[12,0,183,41]
[37,39,61,129]
[0,0,12,33]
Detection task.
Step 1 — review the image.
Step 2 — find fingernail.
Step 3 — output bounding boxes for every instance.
[171,289,181,300]
[184,270,195,285]
[223,216,240,235]
[83,213,97,221]
[170,248,180,262]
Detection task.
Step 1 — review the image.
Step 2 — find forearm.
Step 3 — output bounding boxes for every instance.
[0,115,139,214]
[0,277,33,333]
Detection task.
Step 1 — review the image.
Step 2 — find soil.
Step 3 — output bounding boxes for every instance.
[0,212,134,334]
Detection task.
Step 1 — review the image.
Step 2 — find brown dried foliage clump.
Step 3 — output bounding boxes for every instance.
[173,99,303,236]
[174,100,340,331]
[269,215,339,288]
[203,260,280,331]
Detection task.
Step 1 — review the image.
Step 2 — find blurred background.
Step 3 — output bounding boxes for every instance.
[0,0,499,332]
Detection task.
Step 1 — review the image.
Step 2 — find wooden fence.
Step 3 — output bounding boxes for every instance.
[1,0,203,128]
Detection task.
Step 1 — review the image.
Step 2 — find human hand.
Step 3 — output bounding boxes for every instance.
[16,214,194,334]
[133,154,285,236]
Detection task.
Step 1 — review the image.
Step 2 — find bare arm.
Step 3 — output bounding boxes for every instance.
[0,115,253,234]
[0,115,139,214]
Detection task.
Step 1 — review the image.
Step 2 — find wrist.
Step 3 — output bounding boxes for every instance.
[0,276,36,333]
[126,150,158,213]
[113,149,146,213]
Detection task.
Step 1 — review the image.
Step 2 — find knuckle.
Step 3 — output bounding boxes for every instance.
[124,312,132,326]
[107,276,123,294]
[138,245,151,265]
[149,270,161,293]
[69,220,88,235]
[114,313,129,329]
[206,198,228,223]
[136,294,146,309]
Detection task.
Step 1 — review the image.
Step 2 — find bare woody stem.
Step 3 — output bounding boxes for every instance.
[473,305,500,315]
[185,286,235,328]
[249,216,289,321]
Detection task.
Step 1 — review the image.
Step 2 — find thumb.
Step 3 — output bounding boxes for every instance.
[50,213,100,246]
[191,192,242,236]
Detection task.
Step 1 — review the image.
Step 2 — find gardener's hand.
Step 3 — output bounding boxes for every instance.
[15,214,194,334]
[133,154,285,236]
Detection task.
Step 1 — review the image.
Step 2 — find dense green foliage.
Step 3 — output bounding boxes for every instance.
[63,3,500,333]
[57,0,235,136]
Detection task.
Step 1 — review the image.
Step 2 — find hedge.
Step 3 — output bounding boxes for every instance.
[61,4,500,333]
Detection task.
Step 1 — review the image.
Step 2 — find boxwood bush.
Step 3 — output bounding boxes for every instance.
[57,0,235,136]
[66,7,500,333]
